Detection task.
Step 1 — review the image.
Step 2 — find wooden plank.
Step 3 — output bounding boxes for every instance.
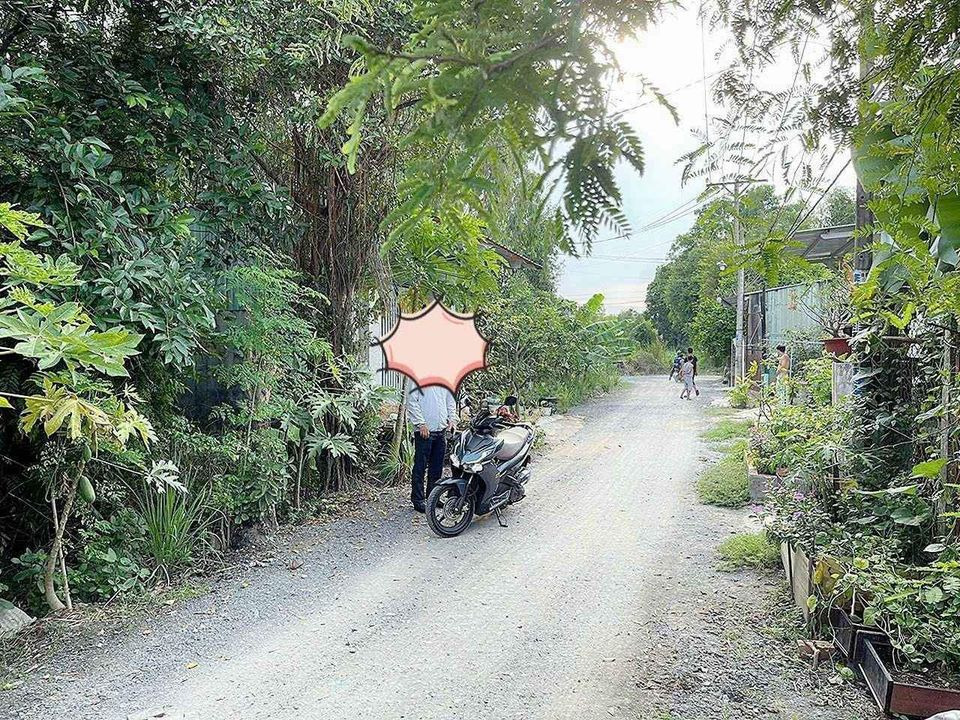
[889,682,960,717]
[791,544,813,620]
[780,541,792,590]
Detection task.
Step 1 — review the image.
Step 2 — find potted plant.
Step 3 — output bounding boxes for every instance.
[827,569,960,717]
[829,603,889,664]
[746,426,786,500]
[798,275,854,356]
[857,637,960,717]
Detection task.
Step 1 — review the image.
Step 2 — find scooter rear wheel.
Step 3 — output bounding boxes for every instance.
[426,485,474,538]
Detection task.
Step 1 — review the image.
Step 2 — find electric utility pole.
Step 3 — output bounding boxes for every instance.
[707,177,762,382]
[854,1,876,280]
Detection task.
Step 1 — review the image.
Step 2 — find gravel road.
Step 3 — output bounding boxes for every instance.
[1,376,879,720]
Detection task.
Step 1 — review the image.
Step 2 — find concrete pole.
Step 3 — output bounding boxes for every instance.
[734,182,746,382]
[708,178,758,382]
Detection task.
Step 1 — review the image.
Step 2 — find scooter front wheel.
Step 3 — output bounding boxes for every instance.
[426,485,474,538]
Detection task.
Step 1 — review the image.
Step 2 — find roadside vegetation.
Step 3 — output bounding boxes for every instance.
[702,419,753,446]
[0,1,668,617]
[717,532,779,571]
[696,441,750,508]
[668,0,960,683]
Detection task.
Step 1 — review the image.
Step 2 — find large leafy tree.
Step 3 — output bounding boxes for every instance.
[319,0,671,249]
[167,0,412,355]
[1,2,290,367]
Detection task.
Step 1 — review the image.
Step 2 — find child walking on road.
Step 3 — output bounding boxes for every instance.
[679,355,696,400]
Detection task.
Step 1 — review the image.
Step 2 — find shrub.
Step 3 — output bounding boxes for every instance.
[717,532,779,570]
[697,443,749,507]
[797,355,833,406]
[748,402,849,477]
[728,375,754,408]
[10,522,151,610]
[622,339,673,375]
[137,484,218,580]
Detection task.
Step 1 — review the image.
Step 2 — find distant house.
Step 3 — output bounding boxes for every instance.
[736,224,861,377]
[368,240,541,389]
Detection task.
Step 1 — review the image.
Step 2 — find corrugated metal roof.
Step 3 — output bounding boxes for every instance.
[792,224,856,265]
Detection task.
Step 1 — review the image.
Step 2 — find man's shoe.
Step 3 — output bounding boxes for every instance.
[413,503,426,513]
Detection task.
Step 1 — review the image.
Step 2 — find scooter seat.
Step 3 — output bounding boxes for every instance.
[494,426,531,460]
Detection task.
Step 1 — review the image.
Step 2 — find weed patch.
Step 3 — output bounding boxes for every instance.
[701,418,753,444]
[697,444,749,507]
[718,532,779,570]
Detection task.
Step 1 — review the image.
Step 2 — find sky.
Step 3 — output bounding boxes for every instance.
[557,4,856,313]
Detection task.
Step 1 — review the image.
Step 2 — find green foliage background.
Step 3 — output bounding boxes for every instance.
[0,0,667,612]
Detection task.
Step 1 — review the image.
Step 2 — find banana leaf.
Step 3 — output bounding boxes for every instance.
[933,194,960,267]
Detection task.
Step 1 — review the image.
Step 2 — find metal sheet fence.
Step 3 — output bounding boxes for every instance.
[744,282,827,363]
[369,305,403,390]
[762,282,825,348]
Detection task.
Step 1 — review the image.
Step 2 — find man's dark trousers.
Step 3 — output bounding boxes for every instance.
[411,430,446,508]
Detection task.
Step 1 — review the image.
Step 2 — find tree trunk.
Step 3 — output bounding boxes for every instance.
[50,494,73,611]
[295,442,306,510]
[43,464,82,612]
[287,131,388,358]
[389,394,408,485]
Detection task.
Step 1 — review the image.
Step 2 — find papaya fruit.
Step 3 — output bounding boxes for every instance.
[78,475,96,504]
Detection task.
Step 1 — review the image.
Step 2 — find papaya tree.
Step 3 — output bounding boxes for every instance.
[0,204,161,611]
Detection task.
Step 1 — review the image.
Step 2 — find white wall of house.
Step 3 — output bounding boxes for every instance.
[369,306,403,390]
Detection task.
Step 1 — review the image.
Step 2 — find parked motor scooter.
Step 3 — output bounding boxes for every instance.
[425,396,534,538]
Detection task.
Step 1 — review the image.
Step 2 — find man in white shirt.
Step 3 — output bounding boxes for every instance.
[406,382,457,512]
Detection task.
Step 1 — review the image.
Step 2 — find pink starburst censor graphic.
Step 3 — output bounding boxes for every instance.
[377,301,489,393]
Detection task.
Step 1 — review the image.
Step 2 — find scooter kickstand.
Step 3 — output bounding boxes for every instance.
[495,507,508,528]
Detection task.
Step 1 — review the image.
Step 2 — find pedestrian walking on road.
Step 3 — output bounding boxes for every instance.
[406,381,457,513]
[669,350,683,381]
[686,346,700,396]
[679,355,696,400]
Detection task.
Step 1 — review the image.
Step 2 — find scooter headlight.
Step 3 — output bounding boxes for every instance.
[468,462,484,472]
[451,453,461,467]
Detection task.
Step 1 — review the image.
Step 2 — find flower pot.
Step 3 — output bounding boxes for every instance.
[747,470,778,501]
[745,451,784,501]
[829,607,889,662]
[746,459,781,501]
[823,337,851,356]
[858,638,960,717]
[860,638,893,712]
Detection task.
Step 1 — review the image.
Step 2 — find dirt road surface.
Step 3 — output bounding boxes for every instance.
[1,377,878,720]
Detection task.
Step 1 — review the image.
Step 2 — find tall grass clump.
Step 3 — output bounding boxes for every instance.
[138,485,218,580]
